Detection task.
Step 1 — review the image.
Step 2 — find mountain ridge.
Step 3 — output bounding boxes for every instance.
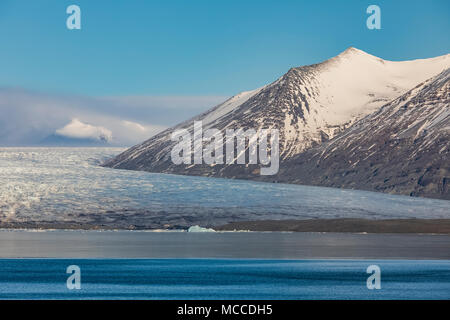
[104,48,450,199]
[276,68,450,199]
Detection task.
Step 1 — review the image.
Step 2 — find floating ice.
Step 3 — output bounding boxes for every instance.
[187,225,216,233]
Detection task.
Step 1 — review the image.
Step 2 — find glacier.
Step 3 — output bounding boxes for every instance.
[0,148,449,229]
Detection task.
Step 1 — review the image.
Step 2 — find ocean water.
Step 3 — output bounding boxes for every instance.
[0,259,449,300]
[0,147,449,229]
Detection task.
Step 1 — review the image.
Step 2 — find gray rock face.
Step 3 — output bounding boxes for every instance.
[104,49,450,200]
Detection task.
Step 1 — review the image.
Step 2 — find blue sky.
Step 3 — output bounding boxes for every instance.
[0,0,449,146]
[1,0,449,96]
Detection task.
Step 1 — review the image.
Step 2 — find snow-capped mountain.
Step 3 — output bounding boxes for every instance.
[279,68,449,199]
[105,48,449,198]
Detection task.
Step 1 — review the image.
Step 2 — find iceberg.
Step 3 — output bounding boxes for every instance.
[187,225,216,233]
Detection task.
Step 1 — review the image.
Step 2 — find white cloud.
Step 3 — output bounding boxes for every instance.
[122,120,148,132]
[56,118,113,142]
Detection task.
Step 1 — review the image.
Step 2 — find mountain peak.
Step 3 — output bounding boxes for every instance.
[337,47,374,58]
[319,47,382,68]
[105,49,450,194]
[342,46,359,53]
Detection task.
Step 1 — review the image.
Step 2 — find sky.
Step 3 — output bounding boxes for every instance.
[0,0,449,146]
[1,0,449,96]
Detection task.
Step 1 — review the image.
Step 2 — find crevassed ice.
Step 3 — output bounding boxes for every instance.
[0,148,449,228]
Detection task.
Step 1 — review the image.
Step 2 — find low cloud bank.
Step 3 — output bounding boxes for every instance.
[0,87,227,146]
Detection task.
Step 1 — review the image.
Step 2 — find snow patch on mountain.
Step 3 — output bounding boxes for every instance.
[201,87,266,128]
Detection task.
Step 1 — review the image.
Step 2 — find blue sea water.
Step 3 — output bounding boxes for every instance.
[0,259,449,300]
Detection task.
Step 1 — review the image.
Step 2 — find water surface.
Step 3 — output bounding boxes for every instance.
[0,259,448,300]
[1,230,449,259]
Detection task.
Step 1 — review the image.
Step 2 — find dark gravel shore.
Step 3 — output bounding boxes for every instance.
[1,218,450,234]
[215,219,450,234]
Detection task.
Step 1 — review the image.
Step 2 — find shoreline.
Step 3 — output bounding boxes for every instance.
[215,218,450,234]
[1,218,450,234]
[0,229,449,259]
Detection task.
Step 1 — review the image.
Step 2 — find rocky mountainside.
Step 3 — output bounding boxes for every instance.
[104,48,449,199]
[278,69,450,199]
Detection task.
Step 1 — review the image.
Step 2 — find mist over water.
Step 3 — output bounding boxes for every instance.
[0,148,449,229]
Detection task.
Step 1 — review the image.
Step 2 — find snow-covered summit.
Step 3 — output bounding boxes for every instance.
[105,48,449,174]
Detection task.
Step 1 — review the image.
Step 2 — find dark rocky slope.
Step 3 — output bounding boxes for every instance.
[277,69,450,199]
